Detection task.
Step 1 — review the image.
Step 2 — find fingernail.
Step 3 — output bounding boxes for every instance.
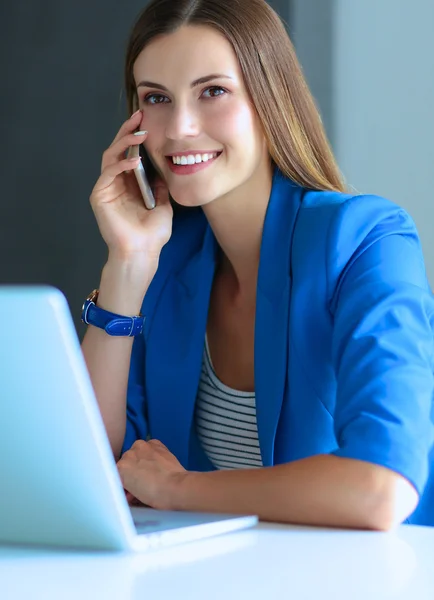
[133,130,148,136]
[130,109,141,118]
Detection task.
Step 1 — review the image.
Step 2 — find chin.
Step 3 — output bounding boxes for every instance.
[171,196,211,209]
[169,187,220,208]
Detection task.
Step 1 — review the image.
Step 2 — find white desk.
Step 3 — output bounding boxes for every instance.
[1,522,433,600]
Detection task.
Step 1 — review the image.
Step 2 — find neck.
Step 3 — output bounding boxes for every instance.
[203,159,273,298]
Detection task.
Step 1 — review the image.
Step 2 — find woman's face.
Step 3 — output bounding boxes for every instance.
[133,25,270,207]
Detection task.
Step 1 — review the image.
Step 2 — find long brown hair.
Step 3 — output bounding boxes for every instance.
[124,0,345,193]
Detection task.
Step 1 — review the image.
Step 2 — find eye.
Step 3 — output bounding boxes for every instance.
[201,86,227,99]
[144,93,169,105]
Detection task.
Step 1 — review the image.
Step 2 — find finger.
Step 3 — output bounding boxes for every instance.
[102,131,149,171]
[127,439,151,458]
[130,496,146,506]
[93,157,141,195]
[111,110,143,147]
[125,491,144,506]
[125,490,135,502]
[148,439,172,457]
[148,438,166,448]
[132,439,148,450]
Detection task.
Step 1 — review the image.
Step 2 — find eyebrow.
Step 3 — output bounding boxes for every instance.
[137,74,233,91]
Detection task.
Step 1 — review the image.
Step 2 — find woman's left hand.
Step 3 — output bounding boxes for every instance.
[117,439,188,510]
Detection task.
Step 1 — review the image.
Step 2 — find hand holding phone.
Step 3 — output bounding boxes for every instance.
[127,143,156,210]
[90,110,173,268]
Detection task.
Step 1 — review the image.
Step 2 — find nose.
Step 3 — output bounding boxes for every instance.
[165,102,200,140]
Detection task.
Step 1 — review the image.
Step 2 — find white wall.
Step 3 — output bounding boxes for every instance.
[291,0,434,285]
[333,0,434,285]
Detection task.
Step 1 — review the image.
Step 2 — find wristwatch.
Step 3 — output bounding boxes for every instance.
[81,289,144,337]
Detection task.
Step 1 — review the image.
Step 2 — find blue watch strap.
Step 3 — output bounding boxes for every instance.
[81,291,144,337]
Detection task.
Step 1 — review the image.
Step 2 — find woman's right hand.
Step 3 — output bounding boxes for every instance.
[90,110,173,264]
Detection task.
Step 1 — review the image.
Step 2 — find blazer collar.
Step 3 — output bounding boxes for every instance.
[147,168,304,468]
[254,169,303,464]
[175,168,301,297]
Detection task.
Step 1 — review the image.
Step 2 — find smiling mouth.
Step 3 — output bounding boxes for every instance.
[166,151,223,166]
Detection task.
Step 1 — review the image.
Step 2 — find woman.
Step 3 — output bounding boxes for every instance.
[81,0,434,530]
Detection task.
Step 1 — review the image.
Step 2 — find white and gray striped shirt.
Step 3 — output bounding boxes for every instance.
[194,337,263,470]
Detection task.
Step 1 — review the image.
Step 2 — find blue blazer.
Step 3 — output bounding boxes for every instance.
[123,168,434,526]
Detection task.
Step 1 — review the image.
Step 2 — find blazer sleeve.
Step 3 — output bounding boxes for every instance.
[327,194,434,495]
[121,333,148,454]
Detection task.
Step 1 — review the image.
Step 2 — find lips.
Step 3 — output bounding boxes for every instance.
[165,150,223,158]
[165,151,222,175]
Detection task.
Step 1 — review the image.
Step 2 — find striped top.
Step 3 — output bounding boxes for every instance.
[194,337,263,470]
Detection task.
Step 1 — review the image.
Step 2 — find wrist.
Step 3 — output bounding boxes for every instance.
[107,247,162,270]
[168,471,198,511]
[97,256,158,316]
[104,253,159,283]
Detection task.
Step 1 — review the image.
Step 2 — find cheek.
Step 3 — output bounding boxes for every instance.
[210,101,261,147]
[140,112,166,162]
[140,109,166,144]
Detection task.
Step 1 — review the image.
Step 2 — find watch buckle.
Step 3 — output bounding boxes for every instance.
[87,289,99,304]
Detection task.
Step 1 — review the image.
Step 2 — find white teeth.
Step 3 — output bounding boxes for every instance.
[171,152,219,165]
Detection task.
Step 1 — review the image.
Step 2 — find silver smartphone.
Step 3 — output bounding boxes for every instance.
[127,144,156,210]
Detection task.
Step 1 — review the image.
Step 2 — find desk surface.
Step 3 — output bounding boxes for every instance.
[1,522,433,600]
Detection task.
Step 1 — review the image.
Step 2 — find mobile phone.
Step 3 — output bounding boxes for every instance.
[127,97,156,210]
[127,144,156,210]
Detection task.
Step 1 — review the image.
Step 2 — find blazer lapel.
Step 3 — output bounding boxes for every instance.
[255,171,303,466]
[146,170,303,470]
[145,219,218,468]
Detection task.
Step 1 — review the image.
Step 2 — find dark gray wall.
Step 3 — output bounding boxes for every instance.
[0,1,293,337]
[0,1,149,337]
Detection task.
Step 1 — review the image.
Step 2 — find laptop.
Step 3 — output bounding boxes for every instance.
[0,285,258,552]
